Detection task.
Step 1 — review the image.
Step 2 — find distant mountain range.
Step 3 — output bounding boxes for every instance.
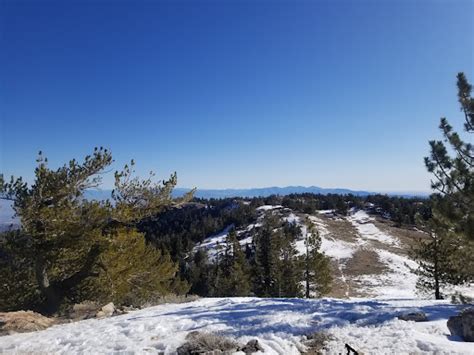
[173,186,375,199]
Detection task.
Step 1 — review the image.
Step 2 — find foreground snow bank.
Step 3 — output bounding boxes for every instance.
[0,297,472,354]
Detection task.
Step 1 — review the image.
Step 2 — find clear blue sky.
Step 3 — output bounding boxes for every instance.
[1,0,473,192]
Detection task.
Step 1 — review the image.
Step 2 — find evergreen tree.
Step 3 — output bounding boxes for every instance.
[82,227,187,306]
[210,241,225,296]
[424,73,474,240]
[413,72,474,298]
[186,249,213,296]
[0,148,191,313]
[218,229,251,296]
[251,215,280,297]
[0,230,39,311]
[411,213,471,299]
[279,222,303,297]
[302,218,332,298]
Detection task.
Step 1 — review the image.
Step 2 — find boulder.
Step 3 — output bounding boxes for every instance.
[447,315,463,338]
[241,339,264,354]
[96,302,116,318]
[70,301,101,320]
[461,308,474,342]
[397,311,428,322]
[447,307,474,342]
[0,311,56,335]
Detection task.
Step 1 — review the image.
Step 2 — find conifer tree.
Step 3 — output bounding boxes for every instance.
[82,227,186,305]
[186,249,213,296]
[424,73,473,240]
[279,222,303,297]
[411,213,471,299]
[302,218,332,298]
[210,241,225,296]
[218,229,251,296]
[0,148,191,313]
[251,215,280,297]
[413,73,474,298]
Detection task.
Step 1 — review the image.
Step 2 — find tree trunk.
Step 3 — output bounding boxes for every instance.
[434,239,442,300]
[34,254,61,314]
[35,245,101,314]
[305,241,310,298]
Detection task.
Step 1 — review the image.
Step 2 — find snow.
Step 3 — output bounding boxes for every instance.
[296,215,355,260]
[317,210,336,215]
[347,210,399,246]
[284,213,300,224]
[194,225,235,258]
[320,237,356,260]
[1,298,472,354]
[370,249,419,298]
[256,205,283,211]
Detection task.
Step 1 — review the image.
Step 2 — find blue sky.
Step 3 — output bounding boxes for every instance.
[1,0,473,192]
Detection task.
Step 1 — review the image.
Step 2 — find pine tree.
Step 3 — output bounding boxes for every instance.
[251,215,280,297]
[279,222,303,297]
[82,228,187,305]
[414,72,474,298]
[0,148,192,313]
[424,73,474,240]
[186,249,213,296]
[218,229,251,296]
[210,241,225,296]
[411,213,470,299]
[302,218,332,298]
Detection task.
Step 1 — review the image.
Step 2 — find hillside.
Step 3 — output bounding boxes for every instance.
[194,206,467,300]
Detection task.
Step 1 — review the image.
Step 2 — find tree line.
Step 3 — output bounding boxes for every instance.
[184,215,331,298]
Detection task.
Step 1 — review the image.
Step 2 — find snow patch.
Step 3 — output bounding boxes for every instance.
[347,210,399,247]
[256,205,283,211]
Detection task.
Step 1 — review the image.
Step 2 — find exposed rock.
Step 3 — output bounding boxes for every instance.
[0,311,56,335]
[397,311,427,322]
[70,301,101,320]
[302,332,332,354]
[448,315,463,338]
[447,307,474,342]
[241,339,264,354]
[122,305,139,312]
[96,302,116,318]
[461,308,474,342]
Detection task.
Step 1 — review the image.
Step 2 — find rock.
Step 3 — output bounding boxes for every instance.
[71,301,100,320]
[122,305,139,313]
[397,312,428,322]
[461,308,474,342]
[241,339,264,354]
[0,311,56,335]
[447,307,474,342]
[447,315,463,338]
[96,302,115,318]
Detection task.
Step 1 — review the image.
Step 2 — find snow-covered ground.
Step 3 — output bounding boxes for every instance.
[0,297,472,354]
[347,210,400,247]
